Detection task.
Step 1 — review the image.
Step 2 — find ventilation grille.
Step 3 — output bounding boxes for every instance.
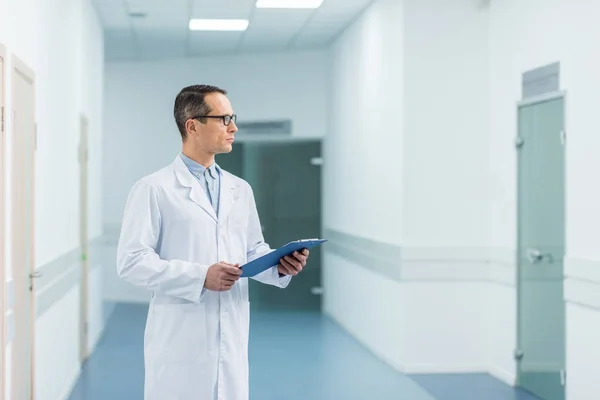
[236,119,292,136]
[522,62,560,99]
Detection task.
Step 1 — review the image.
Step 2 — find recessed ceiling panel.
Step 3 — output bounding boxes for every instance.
[239,8,313,51]
[191,0,255,19]
[291,0,373,48]
[129,0,189,30]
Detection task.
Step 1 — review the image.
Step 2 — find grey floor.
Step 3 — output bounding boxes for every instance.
[68,303,541,400]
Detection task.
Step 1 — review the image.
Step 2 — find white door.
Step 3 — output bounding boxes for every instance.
[79,114,89,362]
[10,55,37,400]
[0,42,7,400]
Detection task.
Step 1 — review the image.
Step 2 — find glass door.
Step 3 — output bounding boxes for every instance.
[516,95,566,400]
[217,140,323,311]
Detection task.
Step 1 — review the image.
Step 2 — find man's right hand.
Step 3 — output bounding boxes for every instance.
[204,262,242,291]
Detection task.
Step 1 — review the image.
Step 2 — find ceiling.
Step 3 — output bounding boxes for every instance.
[93,0,374,62]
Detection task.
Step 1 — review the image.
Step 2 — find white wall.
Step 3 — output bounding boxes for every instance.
[102,50,329,303]
[327,0,404,243]
[325,0,490,376]
[402,0,488,249]
[488,0,600,398]
[0,0,104,398]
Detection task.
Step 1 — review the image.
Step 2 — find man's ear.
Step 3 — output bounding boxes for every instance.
[186,119,197,137]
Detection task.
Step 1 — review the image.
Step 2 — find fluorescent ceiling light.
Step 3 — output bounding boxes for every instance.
[255,0,325,9]
[189,19,249,31]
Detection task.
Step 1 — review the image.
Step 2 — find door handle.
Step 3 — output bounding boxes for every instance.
[526,248,552,264]
[28,270,43,292]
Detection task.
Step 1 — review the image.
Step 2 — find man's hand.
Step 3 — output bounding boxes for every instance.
[205,262,242,291]
[277,249,309,276]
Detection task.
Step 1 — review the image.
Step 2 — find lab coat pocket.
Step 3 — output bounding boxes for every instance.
[151,302,209,364]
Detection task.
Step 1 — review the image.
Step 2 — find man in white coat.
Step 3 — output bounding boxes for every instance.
[116,84,310,400]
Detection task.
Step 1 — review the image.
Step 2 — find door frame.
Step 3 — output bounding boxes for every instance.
[515,90,567,391]
[0,42,7,400]
[10,53,37,400]
[517,90,566,111]
[79,114,89,362]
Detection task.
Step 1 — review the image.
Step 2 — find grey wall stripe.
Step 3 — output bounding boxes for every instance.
[564,278,600,312]
[36,263,82,318]
[488,262,516,288]
[564,258,600,311]
[324,228,515,286]
[103,223,121,244]
[89,236,106,270]
[34,236,104,318]
[35,247,81,318]
[2,236,105,337]
[487,248,516,288]
[324,228,402,281]
[36,247,81,291]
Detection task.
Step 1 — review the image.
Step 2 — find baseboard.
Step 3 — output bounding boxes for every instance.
[58,363,82,400]
[489,365,516,386]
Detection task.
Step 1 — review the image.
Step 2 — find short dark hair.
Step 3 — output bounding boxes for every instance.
[173,84,227,140]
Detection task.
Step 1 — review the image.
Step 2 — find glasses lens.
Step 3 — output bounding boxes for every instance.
[223,115,231,125]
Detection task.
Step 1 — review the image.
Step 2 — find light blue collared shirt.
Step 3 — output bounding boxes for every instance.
[180,153,221,214]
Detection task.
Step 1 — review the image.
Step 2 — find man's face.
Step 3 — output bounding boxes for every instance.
[187,92,238,155]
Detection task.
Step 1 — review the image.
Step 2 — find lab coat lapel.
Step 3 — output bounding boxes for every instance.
[217,172,239,222]
[189,183,218,222]
[172,156,218,223]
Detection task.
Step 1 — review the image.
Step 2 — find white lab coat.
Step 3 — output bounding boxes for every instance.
[116,155,291,400]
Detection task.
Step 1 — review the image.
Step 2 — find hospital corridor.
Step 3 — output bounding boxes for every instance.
[0,0,599,399]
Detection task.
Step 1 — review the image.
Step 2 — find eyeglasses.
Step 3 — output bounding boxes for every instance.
[191,114,237,126]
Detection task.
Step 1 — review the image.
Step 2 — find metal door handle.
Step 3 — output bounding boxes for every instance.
[526,248,552,264]
[29,271,43,278]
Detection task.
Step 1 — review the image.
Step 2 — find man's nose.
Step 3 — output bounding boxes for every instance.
[229,121,238,133]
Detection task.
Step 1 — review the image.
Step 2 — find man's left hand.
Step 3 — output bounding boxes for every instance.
[278,249,309,276]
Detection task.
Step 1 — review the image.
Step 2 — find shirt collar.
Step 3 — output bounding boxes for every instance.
[179,153,220,179]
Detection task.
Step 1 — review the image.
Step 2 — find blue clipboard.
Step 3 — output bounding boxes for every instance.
[240,238,327,278]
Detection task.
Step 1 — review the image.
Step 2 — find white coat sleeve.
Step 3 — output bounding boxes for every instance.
[245,185,291,288]
[116,179,209,302]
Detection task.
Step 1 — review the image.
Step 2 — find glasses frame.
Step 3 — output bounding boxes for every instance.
[191,114,237,126]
